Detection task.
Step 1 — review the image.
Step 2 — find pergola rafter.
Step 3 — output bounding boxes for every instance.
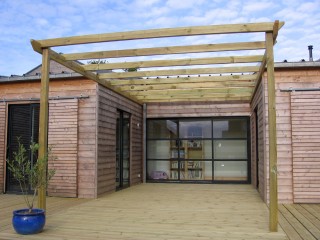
[30,20,284,232]
[62,41,266,60]
[31,21,284,104]
[83,55,264,70]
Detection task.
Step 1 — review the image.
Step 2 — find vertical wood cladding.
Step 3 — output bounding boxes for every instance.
[0,103,5,193]
[291,91,320,203]
[48,99,78,197]
[263,69,320,203]
[97,85,143,196]
[251,80,266,202]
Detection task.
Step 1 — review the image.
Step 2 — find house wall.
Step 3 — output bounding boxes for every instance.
[291,91,320,203]
[0,79,98,198]
[96,85,143,196]
[250,81,267,202]
[147,102,251,118]
[262,68,320,203]
[48,99,79,197]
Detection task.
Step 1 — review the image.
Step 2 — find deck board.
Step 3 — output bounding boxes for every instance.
[279,204,320,240]
[0,184,288,239]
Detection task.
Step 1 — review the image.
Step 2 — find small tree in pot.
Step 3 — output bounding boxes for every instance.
[6,138,55,235]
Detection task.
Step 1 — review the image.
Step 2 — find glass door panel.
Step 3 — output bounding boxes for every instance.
[116,110,130,190]
[213,140,247,159]
[146,117,250,183]
[122,112,130,188]
[6,104,39,192]
[214,161,248,181]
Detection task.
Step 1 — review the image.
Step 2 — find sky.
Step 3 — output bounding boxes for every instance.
[1,0,320,76]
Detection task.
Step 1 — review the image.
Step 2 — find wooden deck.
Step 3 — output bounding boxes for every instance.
[279,204,320,240]
[0,184,289,239]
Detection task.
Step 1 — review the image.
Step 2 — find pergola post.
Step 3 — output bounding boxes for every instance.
[266,32,278,232]
[38,48,50,210]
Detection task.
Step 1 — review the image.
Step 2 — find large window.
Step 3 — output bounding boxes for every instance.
[147,118,250,183]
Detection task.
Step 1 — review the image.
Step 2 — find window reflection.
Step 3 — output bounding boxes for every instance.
[214,161,247,181]
[214,140,247,159]
[179,120,212,138]
[213,119,247,138]
[147,120,177,139]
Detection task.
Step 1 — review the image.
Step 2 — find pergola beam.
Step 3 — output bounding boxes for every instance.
[272,20,280,43]
[30,40,142,104]
[136,93,251,101]
[128,87,253,96]
[118,82,255,91]
[99,66,260,79]
[83,55,264,71]
[63,41,265,60]
[37,22,284,47]
[108,75,256,86]
[250,53,267,102]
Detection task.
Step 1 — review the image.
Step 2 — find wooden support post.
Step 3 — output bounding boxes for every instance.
[38,48,50,210]
[266,32,278,232]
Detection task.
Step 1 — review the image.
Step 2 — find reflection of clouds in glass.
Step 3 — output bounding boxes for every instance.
[213,119,247,138]
[166,120,177,136]
[179,121,212,138]
[213,121,228,138]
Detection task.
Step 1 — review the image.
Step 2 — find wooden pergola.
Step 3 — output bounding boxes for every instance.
[31,21,284,231]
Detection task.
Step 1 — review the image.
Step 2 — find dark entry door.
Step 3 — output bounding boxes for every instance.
[6,104,40,192]
[116,110,130,190]
[254,107,259,189]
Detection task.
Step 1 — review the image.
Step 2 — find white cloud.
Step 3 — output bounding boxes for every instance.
[134,0,161,7]
[166,0,206,9]
[145,16,179,28]
[1,0,320,75]
[242,1,274,14]
[298,1,320,12]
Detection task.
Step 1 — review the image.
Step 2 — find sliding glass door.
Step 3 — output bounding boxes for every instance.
[6,104,40,192]
[146,117,250,183]
[116,110,130,190]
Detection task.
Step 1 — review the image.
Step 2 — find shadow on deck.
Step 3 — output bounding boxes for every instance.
[0,184,289,239]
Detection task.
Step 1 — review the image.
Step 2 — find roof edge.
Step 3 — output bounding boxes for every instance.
[2,61,320,84]
[274,61,320,69]
[0,72,83,83]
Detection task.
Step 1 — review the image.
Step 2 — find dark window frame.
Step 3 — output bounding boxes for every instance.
[146,117,251,184]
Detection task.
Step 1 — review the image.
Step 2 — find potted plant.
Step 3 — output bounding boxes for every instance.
[6,139,55,235]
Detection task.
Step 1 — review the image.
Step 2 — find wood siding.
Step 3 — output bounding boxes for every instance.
[291,91,320,203]
[0,79,97,198]
[263,74,294,203]
[0,103,5,193]
[96,85,143,196]
[48,99,78,197]
[261,69,320,203]
[147,102,251,118]
[250,80,267,202]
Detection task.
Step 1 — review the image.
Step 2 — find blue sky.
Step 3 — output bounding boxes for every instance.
[1,0,320,76]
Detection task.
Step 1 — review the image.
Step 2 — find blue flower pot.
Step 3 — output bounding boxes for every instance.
[12,208,46,235]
